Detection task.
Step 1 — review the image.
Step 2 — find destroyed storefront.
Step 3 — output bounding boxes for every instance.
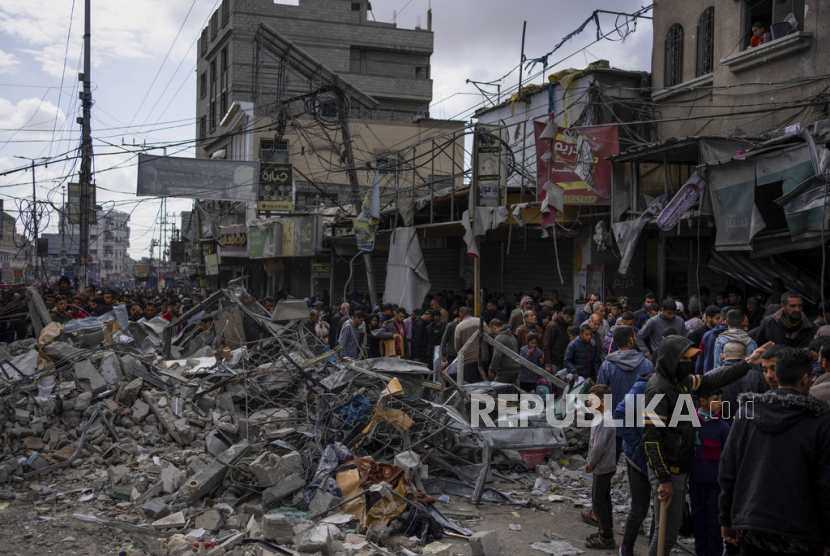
[607,124,830,301]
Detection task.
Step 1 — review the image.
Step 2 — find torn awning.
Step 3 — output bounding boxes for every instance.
[706,142,815,250]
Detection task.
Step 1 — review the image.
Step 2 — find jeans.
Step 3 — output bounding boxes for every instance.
[689,481,722,556]
[592,471,615,540]
[622,461,651,549]
[647,467,689,556]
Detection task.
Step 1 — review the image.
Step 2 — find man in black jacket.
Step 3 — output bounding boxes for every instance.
[720,348,830,556]
[410,310,433,363]
[755,291,816,349]
[641,335,770,556]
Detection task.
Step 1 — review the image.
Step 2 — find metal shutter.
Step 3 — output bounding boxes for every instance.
[423,246,464,294]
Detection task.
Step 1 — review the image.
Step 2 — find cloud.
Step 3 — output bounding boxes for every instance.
[0,49,20,74]
[0,96,66,141]
[0,1,207,79]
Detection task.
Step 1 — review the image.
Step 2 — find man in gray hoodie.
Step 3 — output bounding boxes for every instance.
[488,320,521,384]
[636,299,685,360]
[712,309,757,365]
[598,325,655,458]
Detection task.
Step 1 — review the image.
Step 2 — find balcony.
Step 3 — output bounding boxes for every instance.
[721,32,813,73]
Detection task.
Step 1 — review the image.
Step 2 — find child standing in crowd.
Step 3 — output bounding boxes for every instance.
[690,390,730,556]
[584,384,617,550]
[518,333,543,391]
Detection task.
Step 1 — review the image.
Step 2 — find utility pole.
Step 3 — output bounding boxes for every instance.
[30,161,38,283]
[333,74,378,308]
[60,185,66,277]
[78,0,93,288]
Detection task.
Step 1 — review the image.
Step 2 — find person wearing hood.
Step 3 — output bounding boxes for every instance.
[707,341,768,423]
[598,325,655,430]
[635,299,686,360]
[641,335,769,556]
[756,291,817,349]
[697,305,734,374]
[509,295,535,330]
[613,368,655,556]
[488,319,521,384]
[720,348,830,556]
[545,306,574,374]
[712,310,757,366]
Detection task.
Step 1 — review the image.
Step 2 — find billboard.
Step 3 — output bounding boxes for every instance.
[137,154,259,202]
[534,123,619,205]
[258,163,293,211]
[170,240,186,263]
[248,221,282,259]
[134,265,148,278]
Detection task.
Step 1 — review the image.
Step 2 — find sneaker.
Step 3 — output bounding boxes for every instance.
[619,545,634,556]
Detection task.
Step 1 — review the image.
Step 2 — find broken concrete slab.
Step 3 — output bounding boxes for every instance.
[119,377,143,406]
[262,473,305,508]
[261,513,293,542]
[98,351,124,385]
[470,530,500,556]
[185,440,251,503]
[73,360,107,396]
[249,452,284,487]
[309,490,342,515]
[424,542,454,556]
[294,524,332,556]
[131,398,150,421]
[142,497,171,519]
[161,465,185,493]
[280,451,303,476]
[194,509,222,531]
[152,511,186,530]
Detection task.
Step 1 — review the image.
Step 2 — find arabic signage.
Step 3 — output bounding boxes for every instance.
[258,163,293,211]
[134,265,148,278]
[534,123,618,205]
[206,254,219,275]
[219,225,248,257]
[281,216,320,257]
[248,221,282,259]
[312,262,330,279]
[475,125,506,207]
[137,154,259,202]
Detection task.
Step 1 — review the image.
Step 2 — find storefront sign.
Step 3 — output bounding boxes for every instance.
[134,265,148,278]
[248,221,282,259]
[219,225,248,257]
[206,254,219,276]
[258,163,293,211]
[534,123,619,205]
[281,216,320,257]
[312,262,330,278]
[474,125,507,208]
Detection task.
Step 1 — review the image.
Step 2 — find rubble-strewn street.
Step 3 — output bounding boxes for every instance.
[1,287,670,556]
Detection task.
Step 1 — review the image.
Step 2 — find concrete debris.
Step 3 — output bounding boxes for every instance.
[0,289,606,556]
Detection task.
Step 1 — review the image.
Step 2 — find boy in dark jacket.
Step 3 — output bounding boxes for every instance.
[518,334,543,391]
[642,335,768,556]
[613,371,654,556]
[563,323,600,381]
[585,384,617,550]
[720,348,830,556]
[689,390,729,556]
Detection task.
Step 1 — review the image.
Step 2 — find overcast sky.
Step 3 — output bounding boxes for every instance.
[0,0,653,260]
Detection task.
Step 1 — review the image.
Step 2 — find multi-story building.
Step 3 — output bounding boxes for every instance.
[0,212,32,284]
[61,207,132,289]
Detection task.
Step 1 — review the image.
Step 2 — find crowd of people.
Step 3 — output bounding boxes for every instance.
[3,278,830,556]
[316,284,830,556]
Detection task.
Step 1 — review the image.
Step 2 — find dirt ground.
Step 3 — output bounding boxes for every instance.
[0,471,690,556]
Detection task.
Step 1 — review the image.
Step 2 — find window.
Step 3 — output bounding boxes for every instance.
[200,29,208,56]
[221,0,229,27]
[210,11,219,41]
[664,24,684,87]
[351,3,361,10]
[200,72,207,99]
[209,59,216,99]
[742,0,804,50]
[260,139,289,163]
[210,101,216,131]
[221,47,228,90]
[415,66,429,79]
[696,8,715,77]
[377,157,391,175]
[221,92,227,120]
[200,116,206,140]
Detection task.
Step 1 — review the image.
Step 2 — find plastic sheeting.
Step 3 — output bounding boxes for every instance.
[383,227,431,312]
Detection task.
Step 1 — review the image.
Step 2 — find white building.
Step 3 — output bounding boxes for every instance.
[86,208,131,288]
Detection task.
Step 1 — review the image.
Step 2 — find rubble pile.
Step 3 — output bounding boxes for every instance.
[0,286,611,556]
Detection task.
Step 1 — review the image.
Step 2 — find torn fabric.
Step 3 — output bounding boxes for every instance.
[383,227,431,312]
